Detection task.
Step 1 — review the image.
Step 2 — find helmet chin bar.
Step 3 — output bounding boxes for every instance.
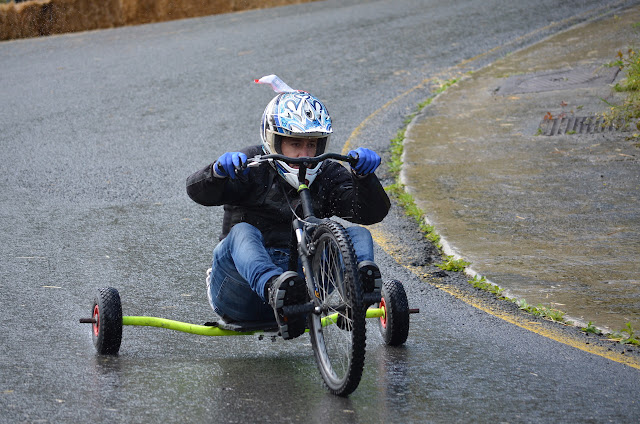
[274,159,321,188]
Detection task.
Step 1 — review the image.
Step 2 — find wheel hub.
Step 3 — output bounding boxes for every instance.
[92,304,100,337]
[379,297,387,328]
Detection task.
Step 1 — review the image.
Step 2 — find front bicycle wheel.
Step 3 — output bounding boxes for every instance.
[308,221,366,396]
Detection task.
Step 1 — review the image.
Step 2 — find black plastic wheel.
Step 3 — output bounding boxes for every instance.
[308,220,366,396]
[91,287,123,355]
[378,280,410,346]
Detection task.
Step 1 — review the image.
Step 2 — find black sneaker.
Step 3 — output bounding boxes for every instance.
[267,271,308,340]
[358,261,382,306]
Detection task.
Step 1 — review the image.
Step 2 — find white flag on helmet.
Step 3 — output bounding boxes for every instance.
[254,75,296,93]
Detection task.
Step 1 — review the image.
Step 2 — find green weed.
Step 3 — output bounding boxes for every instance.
[388,129,406,177]
[581,321,602,335]
[518,300,567,323]
[432,78,458,96]
[621,322,640,345]
[603,46,640,131]
[468,275,505,296]
[437,255,470,272]
[540,307,566,322]
[385,77,459,253]
[610,322,640,345]
[387,77,459,181]
[386,183,442,248]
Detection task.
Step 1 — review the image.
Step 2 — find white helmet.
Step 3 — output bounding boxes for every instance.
[260,91,332,188]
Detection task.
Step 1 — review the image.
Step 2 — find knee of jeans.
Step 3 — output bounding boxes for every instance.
[227,222,264,244]
[347,226,373,244]
[209,274,273,322]
[346,226,374,262]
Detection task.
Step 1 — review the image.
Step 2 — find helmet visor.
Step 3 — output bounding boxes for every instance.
[272,133,328,157]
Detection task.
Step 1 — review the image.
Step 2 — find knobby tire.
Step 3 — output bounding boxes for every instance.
[378,279,410,346]
[92,287,123,355]
[307,220,366,396]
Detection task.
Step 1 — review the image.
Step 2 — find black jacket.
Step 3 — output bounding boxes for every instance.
[186,145,391,248]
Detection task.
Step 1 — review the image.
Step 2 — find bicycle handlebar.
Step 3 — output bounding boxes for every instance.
[247,152,358,167]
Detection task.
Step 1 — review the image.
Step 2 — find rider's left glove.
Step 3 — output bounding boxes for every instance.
[348,147,381,176]
[214,152,249,180]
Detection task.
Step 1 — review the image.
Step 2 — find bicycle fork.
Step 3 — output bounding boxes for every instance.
[293,218,321,308]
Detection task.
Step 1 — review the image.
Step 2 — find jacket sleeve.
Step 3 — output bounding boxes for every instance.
[186,163,227,206]
[321,163,391,225]
[186,146,262,206]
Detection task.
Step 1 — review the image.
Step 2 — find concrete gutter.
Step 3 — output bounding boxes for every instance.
[403,5,640,332]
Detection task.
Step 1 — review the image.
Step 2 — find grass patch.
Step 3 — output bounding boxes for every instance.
[386,78,458,178]
[388,129,406,177]
[387,78,458,177]
[469,275,505,297]
[386,183,441,248]
[603,35,640,138]
[385,77,459,250]
[437,255,470,272]
[581,321,602,335]
[518,300,567,323]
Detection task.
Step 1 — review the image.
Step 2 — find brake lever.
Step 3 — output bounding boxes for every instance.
[346,152,359,169]
[233,157,258,182]
[246,155,263,167]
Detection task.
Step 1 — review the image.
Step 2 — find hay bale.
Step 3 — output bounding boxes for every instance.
[0,0,318,41]
[0,0,123,40]
[0,1,44,39]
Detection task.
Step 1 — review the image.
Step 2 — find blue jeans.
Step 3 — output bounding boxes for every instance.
[207,222,375,322]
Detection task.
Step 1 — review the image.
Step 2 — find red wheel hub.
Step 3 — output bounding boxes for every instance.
[92,304,100,337]
[379,297,387,329]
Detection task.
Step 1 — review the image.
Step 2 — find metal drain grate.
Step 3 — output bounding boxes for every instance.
[539,116,630,136]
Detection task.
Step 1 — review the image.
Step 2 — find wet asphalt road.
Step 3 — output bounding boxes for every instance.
[1,0,639,422]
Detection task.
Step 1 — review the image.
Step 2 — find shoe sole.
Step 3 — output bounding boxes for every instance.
[275,277,308,340]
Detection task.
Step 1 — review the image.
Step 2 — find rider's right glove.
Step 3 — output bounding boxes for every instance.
[214,152,249,180]
[348,147,381,176]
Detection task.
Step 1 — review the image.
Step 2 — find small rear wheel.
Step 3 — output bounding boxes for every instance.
[91,287,123,355]
[378,280,409,346]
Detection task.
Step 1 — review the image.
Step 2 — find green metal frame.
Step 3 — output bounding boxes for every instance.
[121,307,385,337]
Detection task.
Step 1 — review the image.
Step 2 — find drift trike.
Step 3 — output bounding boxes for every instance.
[81,152,418,396]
